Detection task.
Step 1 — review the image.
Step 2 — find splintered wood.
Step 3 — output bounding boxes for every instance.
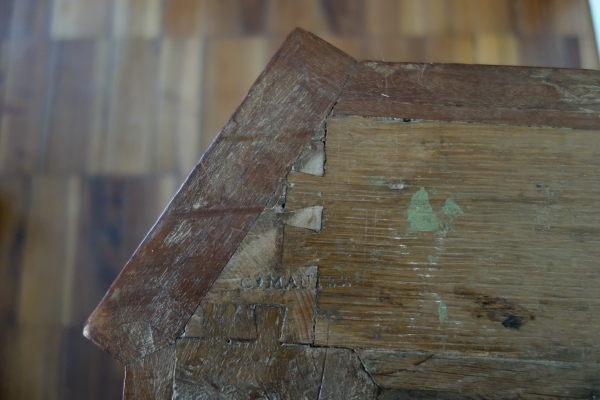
[283,116,600,397]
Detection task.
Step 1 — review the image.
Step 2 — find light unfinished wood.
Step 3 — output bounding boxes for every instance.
[281,116,600,395]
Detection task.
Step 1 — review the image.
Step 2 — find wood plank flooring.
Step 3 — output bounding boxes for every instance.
[0,1,598,398]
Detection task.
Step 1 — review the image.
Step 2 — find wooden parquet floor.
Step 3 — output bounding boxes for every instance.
[0,1,598,398]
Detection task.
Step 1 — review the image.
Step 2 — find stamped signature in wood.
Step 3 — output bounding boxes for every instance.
[240,274,315,290]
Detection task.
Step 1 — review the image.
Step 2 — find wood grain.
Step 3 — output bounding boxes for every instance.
[187,189,322,345]
[174,305,376,399]
[84,28,355,364]
[359,349,600,397]
[2,1,599,397]
[123,345,175,400]
[282,116,600,395]
[333,61,600,130]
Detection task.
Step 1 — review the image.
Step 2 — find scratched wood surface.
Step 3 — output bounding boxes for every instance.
[334,61,600,129]
[1,1,600,399]
[283,117,600,397]
[118,60,600,397]
[84,27,354,365]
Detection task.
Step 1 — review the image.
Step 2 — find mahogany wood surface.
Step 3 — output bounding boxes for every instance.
[1,1,600,399]
[334,62,600,130]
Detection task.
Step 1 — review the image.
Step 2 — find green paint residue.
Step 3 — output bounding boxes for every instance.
[428,188,437,195]
[368,180,388,185]
[407,187,439,232]
[442,198,464,216]
[438,301,448,323]
[407,187,465,234]
[427,255,435,264]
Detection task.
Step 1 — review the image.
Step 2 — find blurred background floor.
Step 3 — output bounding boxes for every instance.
[0,1,598,399]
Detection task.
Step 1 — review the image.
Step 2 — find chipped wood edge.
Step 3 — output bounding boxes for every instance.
[83,28,357,365]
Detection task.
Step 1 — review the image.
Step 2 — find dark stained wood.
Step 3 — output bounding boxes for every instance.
[84,28,355,364]
[3,326,63,399]
[333,61,600,130]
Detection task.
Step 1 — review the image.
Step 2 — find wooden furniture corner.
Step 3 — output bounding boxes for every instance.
[85,28,600,399]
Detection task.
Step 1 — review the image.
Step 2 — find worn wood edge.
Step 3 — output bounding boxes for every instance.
[83,28,357,365]
[333,61,600,131]
[358,348,600,397]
